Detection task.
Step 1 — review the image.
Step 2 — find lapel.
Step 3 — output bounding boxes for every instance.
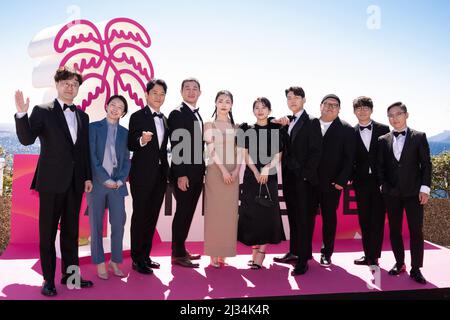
[53,99,74,145]
[98,118,108,160]
[181,102,203,132]
[290,110,308,142]
[368,121,380,152]
[144,106,157,133]
[355,124,367,153]
[387,131,396,162]
[324,117,341,140]
[399,128,412,163]
[74,108,83,145]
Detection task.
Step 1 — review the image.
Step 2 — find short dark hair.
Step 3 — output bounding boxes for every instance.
[285,86,305,98]
[253,97,272,111]
[146,79,167,94]
[353,96,373,110]
[107,95,128,117]
[387,101,407,113]
[181,78,201,91]
[54,66,83,85]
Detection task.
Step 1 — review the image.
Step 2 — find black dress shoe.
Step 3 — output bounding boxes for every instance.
[410,268,427,284]
[60,275,94,288]
[145,258,160,269]
[186,252,201,260]
[172,256,199,268]
[41,281,57,297]
[132,261,154,274]
[320,255,331,267]
[388,263,406,276]
[354,256,369,265]
[291,262,309,276]
[273,252,298,263]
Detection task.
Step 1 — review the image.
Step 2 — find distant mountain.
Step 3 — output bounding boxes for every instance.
[429,130,450,143]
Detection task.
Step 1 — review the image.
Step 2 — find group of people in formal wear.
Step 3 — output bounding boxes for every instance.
[14,66,432,297]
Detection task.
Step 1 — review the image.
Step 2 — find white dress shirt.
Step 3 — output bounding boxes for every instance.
[184,101,203,134]
[359,121,373,173]
[319,119,333,136]
[392,127,430,195]
[57,99,77,144]
[150,106,165,149]
[288,109,304,136]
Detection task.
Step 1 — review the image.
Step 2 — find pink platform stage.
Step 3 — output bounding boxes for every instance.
[1,155,450,300]
[1,239,450,300]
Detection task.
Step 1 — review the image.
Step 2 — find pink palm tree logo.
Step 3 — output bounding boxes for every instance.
[53,17,154,111]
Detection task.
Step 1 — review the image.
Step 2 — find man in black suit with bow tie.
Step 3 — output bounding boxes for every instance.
[377,102,431,284]
[168,78,205,268]
[272,87,322,276]
[128,79,170,274]
[351,97,390,268]
[15,66,93,297]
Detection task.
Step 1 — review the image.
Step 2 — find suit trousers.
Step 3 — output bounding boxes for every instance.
[38,183,82,283]
[87,187,126,265]
[282,169,316,263]
[171,179,203,257]
[384,194,424,268]
[354,175,386,261]
[130,166,167,263]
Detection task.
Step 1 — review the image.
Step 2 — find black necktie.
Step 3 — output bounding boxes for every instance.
[63,104,76,112]
[360,124,372,131]
[393,131,406,137]
[152,112,163,118]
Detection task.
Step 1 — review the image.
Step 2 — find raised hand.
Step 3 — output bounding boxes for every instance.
[15,90,30,113]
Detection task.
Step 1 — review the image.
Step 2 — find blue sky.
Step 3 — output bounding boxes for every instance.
[1,0,449,135]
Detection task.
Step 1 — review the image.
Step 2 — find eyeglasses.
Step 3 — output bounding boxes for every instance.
[60,81,80,89]
[387,112,406,119]
[323,102,340,110]
[354,106,371,112]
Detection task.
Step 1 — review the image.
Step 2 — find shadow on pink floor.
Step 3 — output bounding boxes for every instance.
[1,240,449,300]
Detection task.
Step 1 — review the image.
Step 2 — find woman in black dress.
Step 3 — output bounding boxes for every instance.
[237,97,286,269]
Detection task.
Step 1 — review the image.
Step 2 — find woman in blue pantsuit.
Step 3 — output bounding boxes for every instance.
[88,95,130,279]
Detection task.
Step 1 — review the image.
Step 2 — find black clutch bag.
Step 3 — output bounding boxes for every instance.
[255,183,275,208]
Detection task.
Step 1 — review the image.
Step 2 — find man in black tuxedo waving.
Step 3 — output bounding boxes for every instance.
[14,66,93,297]
[168,78,205,268]
[352,97,390,267]
[128,79,170,274]
[377,102,431,284]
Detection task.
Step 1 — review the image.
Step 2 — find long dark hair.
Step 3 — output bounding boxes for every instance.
[211,90,235,125]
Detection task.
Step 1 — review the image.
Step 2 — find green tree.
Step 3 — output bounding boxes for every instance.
[431,151,450,198]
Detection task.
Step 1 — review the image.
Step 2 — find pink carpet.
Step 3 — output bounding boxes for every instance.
[1,239,449,300]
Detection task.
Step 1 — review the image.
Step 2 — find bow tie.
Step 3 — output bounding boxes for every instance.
[393,131,406,137]
[63,104,76,112]
[152,112,163,119]
[193,108,200,114]
[359,124,372,131]
[288,115,298,122]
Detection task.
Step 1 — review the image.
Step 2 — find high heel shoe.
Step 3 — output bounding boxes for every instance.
[218,257,227,265]
[97,262,109,280]
[109,261,125,277]
[210,257,220,268]
[248,246,259,266]
[251,251,266,270]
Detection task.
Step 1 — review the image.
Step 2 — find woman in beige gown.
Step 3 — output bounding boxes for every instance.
[204,90,242,268]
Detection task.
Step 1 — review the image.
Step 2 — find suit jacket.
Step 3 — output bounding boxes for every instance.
[168,102,205,183]
[89,118,130,196]
[352,120,390,187]
[316,117,356,192]
[128,106,170,187]
[281,110,322,185]
[15,99,91,193]
[377,128,432,197]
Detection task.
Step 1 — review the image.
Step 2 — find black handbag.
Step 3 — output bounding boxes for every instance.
[255,183,275,208]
